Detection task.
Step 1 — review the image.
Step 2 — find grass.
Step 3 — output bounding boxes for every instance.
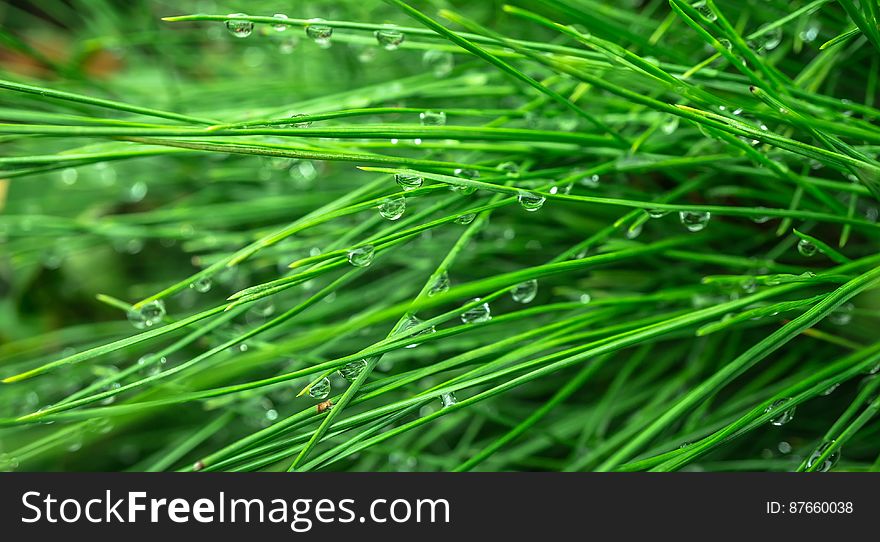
[0,0,879,473]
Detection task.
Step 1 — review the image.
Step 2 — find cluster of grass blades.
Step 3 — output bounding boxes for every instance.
[0,0,879,473]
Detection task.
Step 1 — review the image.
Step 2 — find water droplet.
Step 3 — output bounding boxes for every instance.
[626,223,643,239]
[778,441,792,454]
[806,441,840,472]
[124,181,148,203]
[189,276,212,293]
[820,382,840,396]
[648,209,669,218]
[225,13,254,38]
[517,191,546,212]
[511,279,538,304]
[828,302,854,325]
[378,196,406,220]
[679,211,711,232]
[761,26,783,50]
[799,24,819,43]
[308,377,331,400]
[272,13,289,32]
[127,300,166,329]
[549,183,572,195]
[375,28,405,50]
[797,239,817,257]
[694,1,718,22]
[764,398,796,426]
[400,314,436,348]
[419,110,446,126]
[429,271,450,296]
[347,245,375,267]
[338,360,367,383]
[305,20,333,47]
[440,392,458,408]
[661,115,679,134]
[461,298,491,324]
[496,162,519,176]
[395,173,423,191]
[138,354,167,377]
[286,114,312,128]
[0,453,20,472]
[455,213,476,225]
[423,49,454,77]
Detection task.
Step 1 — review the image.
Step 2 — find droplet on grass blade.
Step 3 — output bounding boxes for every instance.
[764,398,795,426]
[455,213,476,225]
[511,280,538,304]
[305,21,333,47]
[461,298,491,324]
[400,314,435,348]
[517,191,546,212]
[347,245,375,267]
[378,196,405,221]
[440,392,458,408]
[806,441,840,472]
[395,173,423,191]
[338,360,367,383]
[225,13,254,38]
[308,378,331,400]
[679,211,710,232]
[375,29,405,50]
[429,271,450,296]
[797,239,817,257]
[127,300,166,329]
[272,13,289,32]
[419,110,446,126]
[189,276,212,293]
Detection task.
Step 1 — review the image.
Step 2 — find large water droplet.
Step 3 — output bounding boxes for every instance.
[305,20,333,47]
[423,49,454,77]
[419,110,446,126]
[347,245,375,267]
[511,279,538,304]
[455,213,476,225]
[429,271,450,296]
[338,360,367,383]
[378,196,405,221]
[806,441,840,472]
[461,298,491,324]
[272,13,289,32]
[797,239,817,257]
[225,13,254,38]
[679,211,711,232]
[765,398,796,426]
[309,377,331,400]
[440,392,458,408]
[400,314,435,348]
[518,191,546,212]
[375,28,405,50]
[190,276,212,293]
[127,300,166,329]
[761,26,783,50]
[395,173,423,191]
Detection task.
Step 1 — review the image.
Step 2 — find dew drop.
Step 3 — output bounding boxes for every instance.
[338,360,367,383]
[378,196,406,221]
[272,13,289,32]
[648,209,669,218]
[400,314,436,348]
[549,183,572,195]
[517,191,546,212]
[127,300,166,329]
[428,271,450,296]
[679,211,711,232]
[828,302,854,325]
[461,298,491,324]
[189,276,212,293]
[419,110,447,126]
[820,382,840,396]
[761,26,783,50]
[455,213,476,225]
[286,113,312,128]
[661,116,679,135]
[797,239,817,257]
[694,1,718,22]
[137,354,167,377]
[375,28,405,50]
[440,392,458,408]
[0,453,20,472]
[806,441,840,472]
[778,441,792,454]
[347,245,375,267]
[423,49,454,77]
[764,398,796,426]
[305,20,333,47]
[580,174,600,188]
[511,279,538,304]
[395,173,423,191]
[225,13,254,38]
[308,377,331,400]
